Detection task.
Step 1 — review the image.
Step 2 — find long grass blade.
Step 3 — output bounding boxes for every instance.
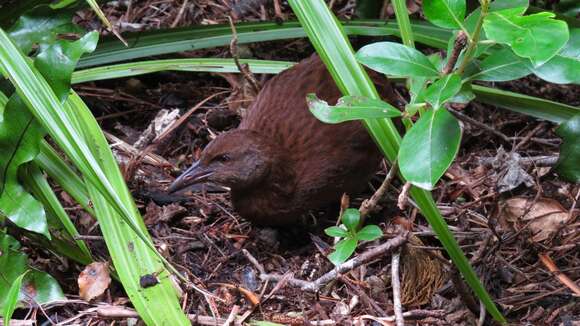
[78,20,452,68]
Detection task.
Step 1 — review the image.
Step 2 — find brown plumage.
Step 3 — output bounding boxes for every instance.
[169,54,396,226]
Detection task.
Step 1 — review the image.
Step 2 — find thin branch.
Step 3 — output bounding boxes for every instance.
[391,249,404,326]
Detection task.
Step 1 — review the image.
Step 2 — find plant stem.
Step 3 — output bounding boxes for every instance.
[457,0,490,74]
[391,0,415,48]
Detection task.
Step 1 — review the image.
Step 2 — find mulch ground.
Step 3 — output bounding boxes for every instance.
[16,0,580,325]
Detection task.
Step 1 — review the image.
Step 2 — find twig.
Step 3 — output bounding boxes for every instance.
[397,182,412,210]
[359,160,398,221]
[442,31,468,74]
[391,249,404,326]
[223,305,240,326]
[538,253,580,296]
[513,122,546,151]
[171,0,189,28]
[477,300,486,326]
[449,108,512,143]
[228,16,261,94]
[243,232,409,292]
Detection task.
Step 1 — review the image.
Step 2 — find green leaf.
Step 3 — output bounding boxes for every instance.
[555,114,580,182]
[399,109,461,190]
[483,10,569,66]
[464,0,528,35]
[307,94,401,124]
[0,95,48,237]
[356,41,440,77]
[356,225,383,241]
[328,238,357,265]
[341,208,361,232]
[7,5,80,54]
[0,232,65,311]
[3,271,27,325]
[533,28,580,84]
[469,47,532,82]
[423,74,462,109]
[325,226,349,238]
[449,83,475,104]
[35,31,98,102]
[423,0,466,30]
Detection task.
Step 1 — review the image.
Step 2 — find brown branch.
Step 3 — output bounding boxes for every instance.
[228,16,261,94]
[442,31,468,75]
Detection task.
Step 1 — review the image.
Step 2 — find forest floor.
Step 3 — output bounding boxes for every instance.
[26,0,580,325]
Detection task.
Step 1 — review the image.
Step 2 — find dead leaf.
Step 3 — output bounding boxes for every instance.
[78,262,111,301]
[498,197,570,242]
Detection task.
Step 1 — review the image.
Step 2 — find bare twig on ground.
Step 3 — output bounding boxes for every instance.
[391,249,404,326]
[359,160,398,221]
[538,253,580,296]
[243,231,409,292]
[397,182,412,210]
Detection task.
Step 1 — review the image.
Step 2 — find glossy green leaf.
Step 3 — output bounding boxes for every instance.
[324,226,349,238]
[423,0,466,30]
[483,9,569,66]
[328,238,357,265]
[555,114,580,182]
[3,271,27,325]
[7,5,80,54]
[357,42,440,77]
[0,95,48,237]
[423,74,462,109]
[464,0,528,35]
[533,28,580,84]
[35,31,98,102]
[469,47,533,82]
[399,109,461,190]
[0,232,65,311]
[450,83,475,104]
[341,208,360,232]
[307,94,400,124]
[356,225,383,241]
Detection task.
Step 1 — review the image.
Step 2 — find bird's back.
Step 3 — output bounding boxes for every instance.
[238,54,395,220]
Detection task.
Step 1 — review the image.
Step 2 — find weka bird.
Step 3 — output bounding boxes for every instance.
[169,54,396,226]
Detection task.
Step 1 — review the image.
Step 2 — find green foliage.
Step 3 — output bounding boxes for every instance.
[399,109,461,190]
[467,47,532,82]
[423,0,466,30]
[0,232,64,313]
[356,42,440,77]
[325,208,383,265]
[3,271,27,325]
[483,8,569,66]
[555,115,580,183]
[532,28,580,84]
[307,94,401,124]
[423,74,462,109]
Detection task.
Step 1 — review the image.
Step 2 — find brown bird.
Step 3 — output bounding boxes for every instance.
[169,54,396,226]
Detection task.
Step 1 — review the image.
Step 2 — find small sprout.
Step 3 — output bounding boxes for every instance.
[324,208,383,265]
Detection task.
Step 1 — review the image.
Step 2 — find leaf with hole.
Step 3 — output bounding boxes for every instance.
[483,9,569,66]
[356,41,440,77]
[469,47,532,82]
[356,225,383,241]
[399,109,461,190]
[328,238,357,265]
[555,114,580,182]
[533,28,580,84]
[423,74,462,109]
[423,0,466,30]
[307,94,400,124]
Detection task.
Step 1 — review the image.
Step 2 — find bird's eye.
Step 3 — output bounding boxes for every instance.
[213,154,230,162]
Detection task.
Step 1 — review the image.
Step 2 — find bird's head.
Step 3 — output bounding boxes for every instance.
[168,129,277,193]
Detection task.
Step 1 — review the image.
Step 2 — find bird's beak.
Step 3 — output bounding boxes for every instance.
[168,161,214,193]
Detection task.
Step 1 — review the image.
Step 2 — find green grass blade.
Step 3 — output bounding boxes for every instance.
[63,92,190,325]
[391,0,415,47]
[20,163,92,259]
[35,141,94,215]
[472,85,580,124]
[287,0,506,323]
[78,20,452,68]
[72,58,294,83]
